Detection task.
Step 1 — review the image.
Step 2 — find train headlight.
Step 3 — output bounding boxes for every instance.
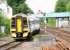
[11,33,16,37]
[23,33,28,37]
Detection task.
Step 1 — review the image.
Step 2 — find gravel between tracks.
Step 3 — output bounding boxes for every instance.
[0,37,13,47]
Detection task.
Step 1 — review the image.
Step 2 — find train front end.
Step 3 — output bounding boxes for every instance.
[10,15,30,40]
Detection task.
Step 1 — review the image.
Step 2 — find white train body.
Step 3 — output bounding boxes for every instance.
[28,15,40,33]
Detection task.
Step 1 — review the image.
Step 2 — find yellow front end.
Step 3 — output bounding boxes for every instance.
[16,17,22,32]
[11,28,29,38]
[11,29,16,37]
[10,17,16,38]
[11,16,30,40]
[23,28,29,37]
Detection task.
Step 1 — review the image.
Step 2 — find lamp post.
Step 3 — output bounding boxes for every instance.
[43,13,47,33]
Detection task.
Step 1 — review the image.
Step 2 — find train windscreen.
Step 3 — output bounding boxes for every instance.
[11,18,15,28]
[23,17,27,25]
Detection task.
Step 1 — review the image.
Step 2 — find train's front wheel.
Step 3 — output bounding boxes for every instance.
[27,33,33,41]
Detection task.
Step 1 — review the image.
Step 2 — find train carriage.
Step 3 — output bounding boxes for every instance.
[10,14,40,40]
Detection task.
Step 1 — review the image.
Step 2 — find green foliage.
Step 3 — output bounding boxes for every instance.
[66,1,70,11]
[0,12,5,26]
[7,0,33,14]
[0,11,10,36]
[0,32,7,37]
[47,18,56,27]
[55,0,70,12]
[4,19,10,34]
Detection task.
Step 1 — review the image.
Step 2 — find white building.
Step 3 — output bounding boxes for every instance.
[0,0,12,18]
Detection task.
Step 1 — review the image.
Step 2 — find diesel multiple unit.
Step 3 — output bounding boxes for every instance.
[10,14,40,40]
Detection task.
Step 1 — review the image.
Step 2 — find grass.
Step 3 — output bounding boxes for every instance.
[47,18,56,27]
[33,34,48,40]
[0,32,9,37]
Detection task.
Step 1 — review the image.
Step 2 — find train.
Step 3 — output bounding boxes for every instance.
[10,13,40,40]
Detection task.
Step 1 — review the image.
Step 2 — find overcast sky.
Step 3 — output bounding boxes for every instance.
[26,0,58,13]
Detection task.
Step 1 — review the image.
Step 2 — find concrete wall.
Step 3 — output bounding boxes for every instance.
[56,17,69,28]
[0,26,5,33]
[69,17,70,26]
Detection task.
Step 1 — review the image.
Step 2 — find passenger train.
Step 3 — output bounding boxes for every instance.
[10,14,40,40]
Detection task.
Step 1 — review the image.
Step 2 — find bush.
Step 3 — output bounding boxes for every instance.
[0,32,7,37]
[4,19,10,34]
[0,11,10,37]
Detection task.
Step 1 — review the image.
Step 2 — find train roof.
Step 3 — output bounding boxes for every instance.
[13,13,27,17]
[12,13,40,21]
[28,14,40,21]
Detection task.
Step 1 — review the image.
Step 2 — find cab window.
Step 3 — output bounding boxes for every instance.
[11,18,16,28]
[23,17,27,25]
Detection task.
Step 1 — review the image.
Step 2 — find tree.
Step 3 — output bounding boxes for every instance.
[0,11,5,26]
[55,0,70,12]
[4,19,10,34]
[66,1,70,11]
[0,11,10,34]
[7,0,33,14]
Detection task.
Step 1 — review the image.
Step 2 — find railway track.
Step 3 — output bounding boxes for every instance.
[48,33,70,50]
[45,27,70,42]
[40,27,70,50]
[0,41,23,50]
[56,39,70,50]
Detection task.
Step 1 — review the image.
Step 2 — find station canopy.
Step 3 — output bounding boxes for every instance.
[37,12,70,18]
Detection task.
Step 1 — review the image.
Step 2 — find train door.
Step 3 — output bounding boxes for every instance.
[16,16,22,32]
